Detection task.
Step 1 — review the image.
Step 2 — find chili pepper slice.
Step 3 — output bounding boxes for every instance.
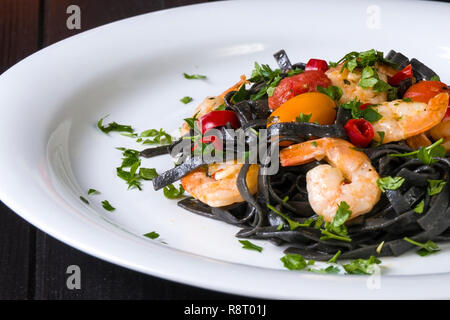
[359,103,372,110]
[198,110,240,134]
[305,59,329,72]
[344,118,374,147]
[388,64,413,86]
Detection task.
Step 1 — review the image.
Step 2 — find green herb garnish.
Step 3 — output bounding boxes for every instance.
[404,237,440,257]
[101,200,115,212]
[376,176,405,192]
[281,254,307,270]
[296,112,312,123]
[388,138,445,165]
[183,73,206,80]
[139,168,158,180]
[316,85,343,101]
[239,240,263,252]
[248,62,282,100]
[430,75,441,81]
[414,200,425,214]
[340,99,382,123]
[80,196,89,205]
[320,202,352,242]
[97,115,134,134]
[427,179,446,196]
[328,250,342,264]
[141,129,172,145]
[267,204,313,230]
[308,265,340,274]
[180,96,193,104]
[343,256,381,275]
[163,184,185,199]
[144,231,160,239]
[88,189,99,195]
[231,84,248,103]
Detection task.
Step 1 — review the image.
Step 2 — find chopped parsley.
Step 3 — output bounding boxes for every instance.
[267,204,314,230]
[248,62,282,100]
[280,254,307,271]
[388,138,445,165]
[308,265,340,274]
[320,202,352,242]
[239,240,263,252]
[183,73,206,80]
[141,129,172,145]
[427,179,446,196]
[80,196,89,205]
[139,168,158,180]
[88,189,99,195]
[97,115,134,134]
[144,231,160,239]
[430,75,441,81]
[404,237,440,257]
[231,84,248,103]
[296,112,312,123]
[163,184,185,199]
[287,68,303,77]
[343,256,381,275]
[327,250,342,264]
[340,99,382,123]
[376,176,405,192]
[317,85,343,101]
[101,200,115,212]
[414,200,425,214]
[180,96,193,104]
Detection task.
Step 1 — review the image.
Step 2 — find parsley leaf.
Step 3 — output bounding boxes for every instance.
[239,240,263,252]
[97,116,134,134]
[280,254,307,270]
[139,168,158,180]
[248,62,282,100]
[328,250,342,264]
[180,96,193,104]
[388,138,445,165]
[376,176,405,192]
[141,129,172,145]
[231,84,248,103]
[144,231,160,239]
[320,202,352,242]
[343,256,381,275]
[183,73,206,80]
[267,204,313,230]
[101,200,115,212]
[340,99,382,123]
[427,179,446,196]
[88,189,99,195]
[316,85,343,101]
[404,237,440,256]
[287,68,303,77]
[80,196,89,205]
[308,265,340,274]
[430,75,441,81]
[163,184,185,199]
[296,112,312,123]
[414,200,425,214]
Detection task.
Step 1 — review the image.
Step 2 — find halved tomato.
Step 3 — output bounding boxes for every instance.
[268,70,332,110]
[403,80,449,104]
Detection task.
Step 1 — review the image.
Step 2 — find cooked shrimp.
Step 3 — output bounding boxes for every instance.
[279,138,381,222]
[325,63,391,104]
[429,117,450,152]
[181,162,259,207]
[180,75,248,135]
[371,92,449,143]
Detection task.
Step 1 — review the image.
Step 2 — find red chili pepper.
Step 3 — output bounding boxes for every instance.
[305,59,328,72]
[344,119,374,147]
[192,135,223,151]
[198,110,240,134]
[388,64,413,86]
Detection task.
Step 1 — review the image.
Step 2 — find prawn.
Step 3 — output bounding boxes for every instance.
[180,75,248,135]
[181,161,259,207]
[371,92,449,143]
[429,116,450,152]
[325,63,394,104]
[279,138,381,222]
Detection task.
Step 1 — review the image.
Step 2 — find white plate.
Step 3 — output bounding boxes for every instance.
[1,0,450,299]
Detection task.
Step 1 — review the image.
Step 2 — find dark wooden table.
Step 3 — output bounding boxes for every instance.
[0,0,245,300]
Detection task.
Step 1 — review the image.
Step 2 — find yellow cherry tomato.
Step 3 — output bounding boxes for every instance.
[268,92,336,126]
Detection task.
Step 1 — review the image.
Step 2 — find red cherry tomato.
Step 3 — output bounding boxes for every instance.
[344,119,374,148]
[403,80,449,104]
[305,59,329,72]
[388,64,413,86]
[268,70,332,110]
[198,110,240,134]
